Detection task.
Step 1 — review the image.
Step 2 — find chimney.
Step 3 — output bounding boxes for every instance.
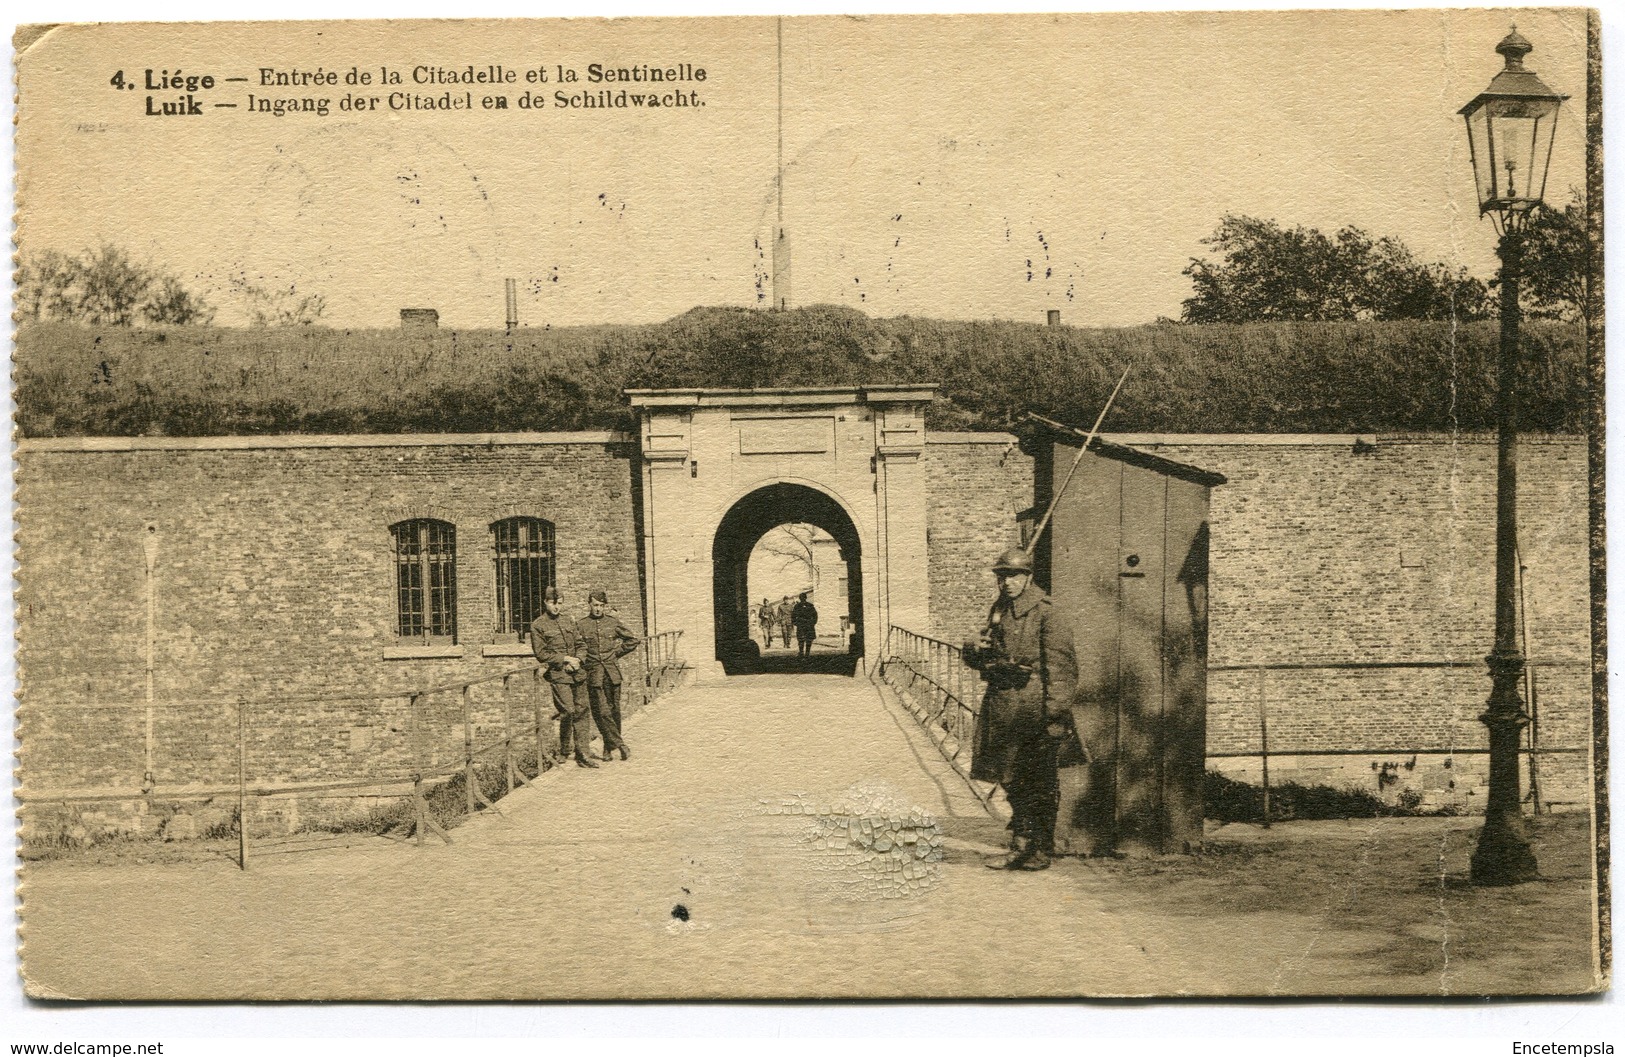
[400,308,439,335]
[772,227,792,311]
[1047,309,1061,327]
[505,279,518,332]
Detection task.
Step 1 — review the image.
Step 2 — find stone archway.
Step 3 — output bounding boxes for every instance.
[712,482,864,673]
[627,385,935,681]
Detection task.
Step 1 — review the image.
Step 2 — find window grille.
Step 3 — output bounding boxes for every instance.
[492,517,555,640]
[392,519,458,643]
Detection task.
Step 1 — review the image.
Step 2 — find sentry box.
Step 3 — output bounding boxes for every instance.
[1022,413,1226,857]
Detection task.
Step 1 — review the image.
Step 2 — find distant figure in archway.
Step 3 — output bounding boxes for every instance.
[791,593,819,659]
[776,596,794,648]
[757,597,777,648]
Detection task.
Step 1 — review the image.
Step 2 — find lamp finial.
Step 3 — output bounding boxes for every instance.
[1496,26,1534,71]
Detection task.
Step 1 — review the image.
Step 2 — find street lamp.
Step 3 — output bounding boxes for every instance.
[1459,26,1567,886]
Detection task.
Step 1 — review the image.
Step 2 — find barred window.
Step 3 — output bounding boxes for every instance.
[392,519,458,643]
[492,517,555,641]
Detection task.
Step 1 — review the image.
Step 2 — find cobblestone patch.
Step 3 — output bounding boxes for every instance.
[763,781,945,899]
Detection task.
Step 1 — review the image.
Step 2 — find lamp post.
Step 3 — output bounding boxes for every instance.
[1459,27,1567,886]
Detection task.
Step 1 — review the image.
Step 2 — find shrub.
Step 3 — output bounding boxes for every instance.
[15,311,1586,439]
[1203,770,1449,823]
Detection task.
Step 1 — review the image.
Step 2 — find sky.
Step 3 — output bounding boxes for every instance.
[14,8,1592,330]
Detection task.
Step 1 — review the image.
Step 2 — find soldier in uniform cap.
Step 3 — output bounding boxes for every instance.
[757,597,777,648]
[775,595,794,649]
[579,588,639,761]
[961,545,1078,870]
[531,585,598,768]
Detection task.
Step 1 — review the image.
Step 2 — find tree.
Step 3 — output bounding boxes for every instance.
[15,249,81,322]
[1181,215,1490,324]
[74,244,153,326]
[757,524,823,593]
[1517,189,1585,322]
[143,275,217,326]
[234,279,327,327]
[17,244,214,326]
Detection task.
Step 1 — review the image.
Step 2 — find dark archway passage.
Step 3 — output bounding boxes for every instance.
[712,483,863,675]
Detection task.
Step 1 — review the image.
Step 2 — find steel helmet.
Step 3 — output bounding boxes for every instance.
[991,546,1034,574]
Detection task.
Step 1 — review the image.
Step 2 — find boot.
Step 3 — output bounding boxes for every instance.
[985,836,1034,870]
[619,744,631,761]
[1016,847,1052,871]
[575,754,600,769]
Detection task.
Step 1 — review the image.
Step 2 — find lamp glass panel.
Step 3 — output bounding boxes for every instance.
[1484,96,1561,205]
[1464,105,1496,208]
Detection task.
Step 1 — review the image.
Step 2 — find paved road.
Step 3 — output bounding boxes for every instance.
[23,674,1341,999]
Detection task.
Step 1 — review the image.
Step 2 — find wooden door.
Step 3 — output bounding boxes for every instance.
[1113,464,1169,856]
[1048,443,1120,855]
[1161,479,1210,852]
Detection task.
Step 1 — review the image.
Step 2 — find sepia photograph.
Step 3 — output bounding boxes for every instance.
[9,6,1609,1005]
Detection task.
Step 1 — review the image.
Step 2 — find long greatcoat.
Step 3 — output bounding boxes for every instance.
[962,583,1079,785]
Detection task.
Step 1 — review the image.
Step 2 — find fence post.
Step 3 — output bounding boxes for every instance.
[404,687,453,847]
[237,698,250,871]
[937,640,949,725]
[1526,662,1543,815]
[959,650,972,743]
[409,692,425,846]
[542,666,555,764]
[463,684,476,814]
[952,646,964,742]
[929,640,939,721]
[1257,667,1271,829]
[461,683,493,814]
[502,673,516,793]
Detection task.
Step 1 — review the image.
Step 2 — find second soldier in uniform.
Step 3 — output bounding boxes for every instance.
[579,588,639,761]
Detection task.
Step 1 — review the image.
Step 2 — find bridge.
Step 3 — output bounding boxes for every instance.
[24,670,1367,1000]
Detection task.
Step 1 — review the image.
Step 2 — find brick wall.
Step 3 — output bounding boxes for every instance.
[17,434,649,803]
[919,431,1592,810]
[18,429,1594,818]
[922,434,1032,643]
[1112,434,1590,809]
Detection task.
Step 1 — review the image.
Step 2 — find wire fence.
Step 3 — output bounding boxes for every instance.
[18,631,687,867]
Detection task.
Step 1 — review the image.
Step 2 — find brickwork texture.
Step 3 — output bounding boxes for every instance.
[17,438,650,804]
[19,431,1593,817]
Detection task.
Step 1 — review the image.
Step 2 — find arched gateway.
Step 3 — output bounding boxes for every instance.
[627,386,935,680]
[711,482,864,673]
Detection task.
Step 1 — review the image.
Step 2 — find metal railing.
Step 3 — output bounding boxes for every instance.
[877,625,995,808]
[877,625,1589,824]
[643,630,687,694]
[1206,658,1589,822]
[19,632,688,868]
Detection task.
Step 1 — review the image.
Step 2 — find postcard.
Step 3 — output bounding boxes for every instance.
[12,9,1606,999]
